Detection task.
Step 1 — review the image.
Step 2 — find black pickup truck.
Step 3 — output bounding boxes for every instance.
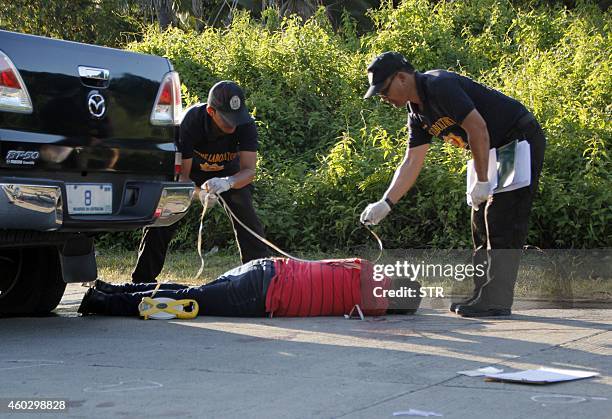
[0,30,194,315]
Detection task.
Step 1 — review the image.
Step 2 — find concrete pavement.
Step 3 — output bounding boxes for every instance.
[0,284,610,418]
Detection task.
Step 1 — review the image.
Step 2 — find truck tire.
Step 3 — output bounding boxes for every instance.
[0,247,65,316]
[33,247,66,314]
[0,249,27,314]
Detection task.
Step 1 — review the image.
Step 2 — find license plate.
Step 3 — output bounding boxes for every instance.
[66,183,112,215]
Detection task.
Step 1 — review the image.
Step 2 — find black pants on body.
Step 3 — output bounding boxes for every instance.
[468,115,546,310]
[131,184,270,283]
[108,259,274,316]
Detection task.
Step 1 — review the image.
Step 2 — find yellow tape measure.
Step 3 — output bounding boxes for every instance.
[138,297,199,320]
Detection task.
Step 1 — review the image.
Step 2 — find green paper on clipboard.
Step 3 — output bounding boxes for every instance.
[496,140,518,189]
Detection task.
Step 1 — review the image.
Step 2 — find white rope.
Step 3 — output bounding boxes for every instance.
[195,194,211,279]
[365,225,384,264]
[218,194,317,263]
[194,192,384,278]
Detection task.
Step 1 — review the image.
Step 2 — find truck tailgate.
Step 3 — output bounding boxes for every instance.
[0,30,176,176]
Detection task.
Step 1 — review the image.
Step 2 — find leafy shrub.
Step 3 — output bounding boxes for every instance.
[99,0,610,252]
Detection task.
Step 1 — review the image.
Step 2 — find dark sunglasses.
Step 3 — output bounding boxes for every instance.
[379,72,398,97]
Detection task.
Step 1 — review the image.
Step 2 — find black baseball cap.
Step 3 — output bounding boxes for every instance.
[207,81,253,127]
[363,51,414,99]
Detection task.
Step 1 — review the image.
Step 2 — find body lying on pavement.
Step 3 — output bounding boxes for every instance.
[78,258,422,317]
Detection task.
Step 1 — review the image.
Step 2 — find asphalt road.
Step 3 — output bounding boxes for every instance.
[0,284,610,418]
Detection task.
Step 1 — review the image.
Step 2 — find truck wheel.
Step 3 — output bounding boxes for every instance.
[33,247,66,314]
[0,247,65,316]
[0,249,26,314]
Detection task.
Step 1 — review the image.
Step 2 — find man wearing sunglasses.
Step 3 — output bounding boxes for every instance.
[131,81,270,284]
[360,52,546,318]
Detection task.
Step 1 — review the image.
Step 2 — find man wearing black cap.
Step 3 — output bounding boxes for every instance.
[360,52,546,317]
[131,81,270,283]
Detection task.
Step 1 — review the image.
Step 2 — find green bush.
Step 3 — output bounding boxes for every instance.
[0,0,144,47]
[100,0,610,252]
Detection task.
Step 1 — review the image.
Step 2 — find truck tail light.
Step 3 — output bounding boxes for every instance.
[150,71,182,126]
[0,50,33,114]
[174,152,182,178]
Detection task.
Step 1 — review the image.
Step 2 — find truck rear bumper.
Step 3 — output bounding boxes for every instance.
[0,177,194,232]
[0,183,63,231]
[150,185,194,227]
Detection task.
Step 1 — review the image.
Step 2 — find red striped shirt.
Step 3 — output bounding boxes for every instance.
[265,258,389,317]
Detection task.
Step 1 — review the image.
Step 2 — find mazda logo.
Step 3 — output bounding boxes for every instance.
[87,91,106,118]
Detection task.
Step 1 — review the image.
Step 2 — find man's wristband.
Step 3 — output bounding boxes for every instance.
[384,197,395,209]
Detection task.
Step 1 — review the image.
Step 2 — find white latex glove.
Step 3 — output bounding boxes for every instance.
[202,177,232,195]
[198,190,218,207]
[360,200,391,226]
[469,180,491,211]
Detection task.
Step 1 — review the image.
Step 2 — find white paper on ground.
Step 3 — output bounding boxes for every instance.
[393,409,443,417]
[457,366,504,377]
[484,367,600,384]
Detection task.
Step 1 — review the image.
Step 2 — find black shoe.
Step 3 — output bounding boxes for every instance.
[77,288,108,315]
[455,304,511,318]
[94,279,124,294]
[450,297,478,313]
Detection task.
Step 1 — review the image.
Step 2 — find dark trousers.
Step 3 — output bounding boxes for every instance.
[108,259,274,316]
[469,119,546,309]
[131,184,270,283]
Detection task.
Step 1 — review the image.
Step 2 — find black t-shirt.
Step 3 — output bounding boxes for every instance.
[407,70,528,150]
[179,103,258,185]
